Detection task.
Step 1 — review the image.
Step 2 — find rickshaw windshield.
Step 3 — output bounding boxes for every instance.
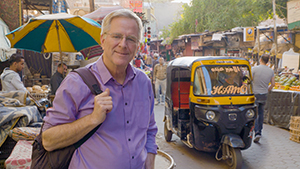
[193,65,252,96]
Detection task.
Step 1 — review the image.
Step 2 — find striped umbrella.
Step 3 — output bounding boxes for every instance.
[6,13,101,61]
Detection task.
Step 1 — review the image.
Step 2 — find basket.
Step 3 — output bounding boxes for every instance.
[289,116,300,143]
[31,93,48,100]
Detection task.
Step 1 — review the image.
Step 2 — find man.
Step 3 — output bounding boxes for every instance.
[252,54,275,143]
[50,62,67,95]
[151,53,159,98]
[0,53,27,92]
[144,54,152,67]
[153,57,167,105]
[152,53,159,69]
[42,9,157,169]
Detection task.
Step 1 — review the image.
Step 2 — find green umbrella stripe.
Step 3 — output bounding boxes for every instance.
[14,20,54,52]
[59,20,99,51]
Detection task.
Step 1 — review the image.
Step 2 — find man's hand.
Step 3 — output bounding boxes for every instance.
[145,153,156,169]
[91,88,113,125]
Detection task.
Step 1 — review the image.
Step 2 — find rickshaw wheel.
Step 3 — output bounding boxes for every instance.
[164,122,172,142]
[226,147,242,169]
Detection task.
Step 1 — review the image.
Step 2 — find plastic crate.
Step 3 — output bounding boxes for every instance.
[289,116,300,143]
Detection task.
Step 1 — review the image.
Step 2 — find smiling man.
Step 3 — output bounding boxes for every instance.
[42,9,158,169]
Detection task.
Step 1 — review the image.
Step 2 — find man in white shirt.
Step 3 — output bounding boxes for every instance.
[1,53,27,92]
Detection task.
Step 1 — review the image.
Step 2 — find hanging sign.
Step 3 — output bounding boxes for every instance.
[243,27,255,42]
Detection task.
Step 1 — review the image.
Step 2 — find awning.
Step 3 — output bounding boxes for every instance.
[211,33,223,41]
[270,43,294,59]
[0,18,16,62]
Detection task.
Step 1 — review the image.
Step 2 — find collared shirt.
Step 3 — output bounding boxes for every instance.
[50,71,64,95]
[153,63,167,80]
[43,56,158,169]
[0,68,27,92]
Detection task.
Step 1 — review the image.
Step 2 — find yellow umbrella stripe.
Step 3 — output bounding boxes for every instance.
[43,21,76,53]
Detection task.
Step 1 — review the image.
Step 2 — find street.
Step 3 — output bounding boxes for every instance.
[154,104,300,169]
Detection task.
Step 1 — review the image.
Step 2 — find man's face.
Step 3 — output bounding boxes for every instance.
[15,59,25,73]
[58,65,67,74]
[101,17,139,69]
[159,57,164,65]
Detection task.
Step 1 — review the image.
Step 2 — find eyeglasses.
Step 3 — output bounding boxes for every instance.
[104,32,139,45]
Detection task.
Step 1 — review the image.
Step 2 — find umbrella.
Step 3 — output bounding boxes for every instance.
[6,13,101,62]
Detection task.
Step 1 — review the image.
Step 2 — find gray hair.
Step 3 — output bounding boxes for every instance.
[101,9,143,42]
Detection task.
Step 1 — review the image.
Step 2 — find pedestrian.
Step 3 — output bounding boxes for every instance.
[41,9,158,169]
[153,57,167,105]
[144,54,152,67]
[252,54,275,143]
[50,62,67,95]
[0,53,27,92]
[152,53,159,69]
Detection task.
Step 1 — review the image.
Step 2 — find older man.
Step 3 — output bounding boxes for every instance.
[42,9,157,169]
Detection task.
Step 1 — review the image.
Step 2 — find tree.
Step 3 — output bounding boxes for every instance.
[161,0,287,42]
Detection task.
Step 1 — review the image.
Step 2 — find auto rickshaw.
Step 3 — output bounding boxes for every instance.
[163,56,257,169]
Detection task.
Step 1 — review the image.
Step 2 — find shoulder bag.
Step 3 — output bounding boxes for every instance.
[31,67,102,169]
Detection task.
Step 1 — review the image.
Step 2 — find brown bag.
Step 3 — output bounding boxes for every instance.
[30,67,102,169]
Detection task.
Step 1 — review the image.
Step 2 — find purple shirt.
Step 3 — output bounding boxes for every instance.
[43,56,158,169]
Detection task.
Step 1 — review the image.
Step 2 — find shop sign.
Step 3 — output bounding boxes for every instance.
[288,0,300,29]
[129,1,143,12]
[243,27,255,42]
[166,44,172,50]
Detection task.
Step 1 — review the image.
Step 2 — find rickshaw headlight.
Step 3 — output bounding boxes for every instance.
[246,109,255,119]
[206,111,215,120]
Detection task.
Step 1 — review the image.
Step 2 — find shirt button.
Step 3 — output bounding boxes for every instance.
[132,156,134,159]
[127,121,129,124]
[125,103,127,105]
[128,138,131,141]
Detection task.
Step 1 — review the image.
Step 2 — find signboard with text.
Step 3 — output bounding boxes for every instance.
[129,1,143,12]
[243,27,254,42]
[288,0,300,29]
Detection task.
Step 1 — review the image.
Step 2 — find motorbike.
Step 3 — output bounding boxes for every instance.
[163,56,257,169]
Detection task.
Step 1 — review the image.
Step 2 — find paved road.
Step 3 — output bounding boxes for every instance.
[154,104,300,169]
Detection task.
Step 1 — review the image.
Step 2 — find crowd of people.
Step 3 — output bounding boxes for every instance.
[131,52,182,105]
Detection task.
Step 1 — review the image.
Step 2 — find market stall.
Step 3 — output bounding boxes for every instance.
[264,89,300,129]
[264,72,300,129]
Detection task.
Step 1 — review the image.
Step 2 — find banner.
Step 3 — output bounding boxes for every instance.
[243,27,254,42]
[129,1,143,12]
[288,0,300,29]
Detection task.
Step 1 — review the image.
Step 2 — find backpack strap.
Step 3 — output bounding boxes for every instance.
[72,67,103,95]
[71,67,103,148]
